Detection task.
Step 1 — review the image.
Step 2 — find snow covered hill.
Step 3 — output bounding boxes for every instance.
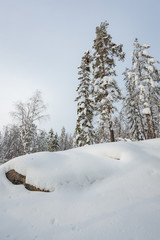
[0,139,160,240]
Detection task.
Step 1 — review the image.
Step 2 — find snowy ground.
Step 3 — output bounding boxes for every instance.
[0,139,160,240]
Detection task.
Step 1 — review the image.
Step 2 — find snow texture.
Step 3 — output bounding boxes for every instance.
[0,139,160,240]
[143,107,151,115]
[147,65,154,72]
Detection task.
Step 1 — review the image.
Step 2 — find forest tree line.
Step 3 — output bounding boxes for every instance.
[75,21,160,146]
[0,91,73,162]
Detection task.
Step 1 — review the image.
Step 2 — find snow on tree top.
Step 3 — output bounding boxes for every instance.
[102,76,114,84]
[148,58,155,64]
[142,50,149,56]
[146,65,154,72]
[143,107,151,115]
[127,72,133,78]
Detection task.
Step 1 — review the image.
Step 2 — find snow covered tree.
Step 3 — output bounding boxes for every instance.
[59,127,66,150]
[58,127,73,150]
[0,125,23,161]
[11,91,48,154]
[47,129,59,152]
[123,68,145,140]
[92,21,125,142]
[65,134,73,150]
[124,38,160,139]
[112,112,129,141]
[75,51,95,147]
[36,130,48,152]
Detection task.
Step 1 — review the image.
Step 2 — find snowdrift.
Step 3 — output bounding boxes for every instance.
[0,139,160,240]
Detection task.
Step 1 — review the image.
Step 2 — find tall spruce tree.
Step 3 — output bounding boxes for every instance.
[124,38,160,139]
[92,21,125,142]
[75,51,95,147]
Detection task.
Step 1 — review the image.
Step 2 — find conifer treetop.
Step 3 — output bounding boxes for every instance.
[93,20,125,78]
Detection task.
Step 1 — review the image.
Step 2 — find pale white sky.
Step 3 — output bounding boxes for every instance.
[0,0,160,134]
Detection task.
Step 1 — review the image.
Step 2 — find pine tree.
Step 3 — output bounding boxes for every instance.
[124,38,160,139]
[123,68,145,140]
[75,51,95,147]
[36,130,48,152]
[112,113,128,141]
[92,21,125,142]
[59,127,66,150]
[47,129,59,152]
[53,133,59,151]
[65,134,73,150]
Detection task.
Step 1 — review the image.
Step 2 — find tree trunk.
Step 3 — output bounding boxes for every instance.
[137,62,153,139]
[101,55,105,76]
[137,104,146,139]
[101,54,115,142]
[110,129,115,142]
[150,106,156,138]
[102,125,105,142]
[145,115,152,139]
[107,106,115,142]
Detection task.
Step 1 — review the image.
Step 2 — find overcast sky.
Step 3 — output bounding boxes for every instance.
[0,0,160,134]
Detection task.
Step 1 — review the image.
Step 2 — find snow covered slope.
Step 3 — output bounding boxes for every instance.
[0,139,160,240]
